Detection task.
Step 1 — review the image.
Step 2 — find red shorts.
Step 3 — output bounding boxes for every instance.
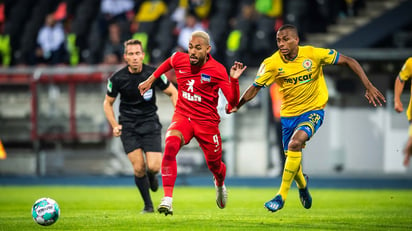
[168,112,222,162]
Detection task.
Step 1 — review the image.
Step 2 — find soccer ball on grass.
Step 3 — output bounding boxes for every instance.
[31,197,60,226]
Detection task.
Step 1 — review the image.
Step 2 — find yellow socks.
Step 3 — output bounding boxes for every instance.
[277,150,302,200]
[294,165,307,189]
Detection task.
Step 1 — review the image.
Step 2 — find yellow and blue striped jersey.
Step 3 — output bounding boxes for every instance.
[398,57,412,121]
[254,45,339,117]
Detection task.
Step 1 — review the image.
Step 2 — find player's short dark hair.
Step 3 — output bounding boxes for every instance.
[278,24,298,36]
[123,39,143,54]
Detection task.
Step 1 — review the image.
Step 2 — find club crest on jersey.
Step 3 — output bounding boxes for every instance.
[183,79,201,102]
[302,59,312,72]
[186,79,195,92]
[201,73,211,83]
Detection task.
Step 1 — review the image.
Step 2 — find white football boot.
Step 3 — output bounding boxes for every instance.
[214,178,228,209]
[158,196,173,216]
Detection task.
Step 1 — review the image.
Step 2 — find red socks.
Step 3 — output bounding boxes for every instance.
[162,136,181,197]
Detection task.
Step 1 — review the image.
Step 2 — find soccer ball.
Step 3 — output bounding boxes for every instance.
[31,197,60,226]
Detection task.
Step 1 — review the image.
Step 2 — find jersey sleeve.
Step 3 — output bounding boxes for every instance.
[229,77,239,107]
[399,57,412,82]
[218,68,239,108]
[154,74,171,90]
[314,47,339,65]
[254,59,278,87]
[106,76,118,98]
[153,57,173,78]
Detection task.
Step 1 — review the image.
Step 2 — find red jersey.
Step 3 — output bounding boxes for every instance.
[153,52,239,122]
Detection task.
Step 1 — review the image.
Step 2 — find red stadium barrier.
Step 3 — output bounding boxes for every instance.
[31,72,112,141]
[0,66,119,143]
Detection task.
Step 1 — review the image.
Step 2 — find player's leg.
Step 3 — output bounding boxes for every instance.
[264,133,304,212]
[294,165,305,188]
[157,130,183,216]
[265,111,323,212]
[120,119,154,213]
[297,172,312,209]
[293,111,323,209]
[277,142,305,200]
[128,149,154,213]
[294,163,312,209]
[158,114,193,215]
[264,116,296,212]
[145,152,161,192]
[195,124,227,209]
[142,129,163,193]
[198,134,226,186]
[201,143,228,209]
[161,130,183,197]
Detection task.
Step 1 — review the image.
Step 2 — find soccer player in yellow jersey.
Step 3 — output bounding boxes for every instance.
[230,24,386,212]
[394,57,412,166]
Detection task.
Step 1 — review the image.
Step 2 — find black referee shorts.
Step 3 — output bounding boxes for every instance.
[119,115,163,154]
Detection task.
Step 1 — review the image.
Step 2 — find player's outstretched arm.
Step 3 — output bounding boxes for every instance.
[394,76,405,113]
[337,54,386,107]
[138,74,157,95]
[140,56,174,95]
[230,61,247,79]
[230,85,261,113]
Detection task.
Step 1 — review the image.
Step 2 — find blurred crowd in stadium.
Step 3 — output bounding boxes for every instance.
[0,0,365,68]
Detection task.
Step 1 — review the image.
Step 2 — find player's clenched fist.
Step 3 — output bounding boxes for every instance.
[113,125,122,137]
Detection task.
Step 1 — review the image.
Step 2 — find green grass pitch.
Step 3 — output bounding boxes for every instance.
[0,186,411,231]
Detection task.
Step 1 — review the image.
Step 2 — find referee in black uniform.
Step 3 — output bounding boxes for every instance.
[103,39,177,213]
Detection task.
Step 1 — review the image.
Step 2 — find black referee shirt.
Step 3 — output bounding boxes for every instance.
[106,65,171,119]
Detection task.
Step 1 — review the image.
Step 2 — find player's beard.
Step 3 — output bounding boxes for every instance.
[190,54,206,66]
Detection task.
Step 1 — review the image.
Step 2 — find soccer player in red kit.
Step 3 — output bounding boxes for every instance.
[139,31,246,215]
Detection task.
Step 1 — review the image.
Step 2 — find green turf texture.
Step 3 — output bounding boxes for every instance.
[0,186,411,230]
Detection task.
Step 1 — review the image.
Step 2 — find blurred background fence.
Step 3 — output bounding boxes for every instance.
[0,61,411,177]
[1,0,412,178]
